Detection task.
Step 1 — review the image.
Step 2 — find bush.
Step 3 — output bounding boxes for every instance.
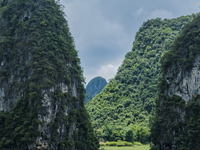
[99,142,106,146]
[117,141,133,146]
[106,141,133,147]
[124,141,134,146]
[134,141,142,146]
[125,129,134,142]
[106,141,118,146]
[150,145,159,150]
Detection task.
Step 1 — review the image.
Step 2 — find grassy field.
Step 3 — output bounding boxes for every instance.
[100,145,150,150]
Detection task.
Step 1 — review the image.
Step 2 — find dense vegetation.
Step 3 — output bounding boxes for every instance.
[151,14,200,150]
[86,14,198,143]
[100,145,150,150]
[0,0,99,149]
[85,76,107,103]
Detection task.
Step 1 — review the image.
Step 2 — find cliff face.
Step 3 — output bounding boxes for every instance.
[164,55,200,102]
[0,0,99,149]
[151,14,200,150]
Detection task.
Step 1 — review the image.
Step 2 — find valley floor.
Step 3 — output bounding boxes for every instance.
[100,145,150,150]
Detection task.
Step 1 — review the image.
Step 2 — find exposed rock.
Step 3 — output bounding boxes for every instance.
[165,56,200,101]
[151,14,200,150]
[0,0,99,149]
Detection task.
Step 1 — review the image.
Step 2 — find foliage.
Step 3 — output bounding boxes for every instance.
[125,129,134,142]
[100,145,150,150]
[183,97,200,149]
[161,14,200,74]
[106,140,133,147]
[151,95,186,150]
[106,142,118,146]
[151,14,200,150]
[86,14,198,143]
[0,0,99,149]
[133,142,142,146]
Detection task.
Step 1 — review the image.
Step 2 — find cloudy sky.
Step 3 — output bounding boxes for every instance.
[60,0,200,83]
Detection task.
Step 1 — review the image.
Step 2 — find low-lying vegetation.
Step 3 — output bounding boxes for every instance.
[100,140,142,147]
[100,144,150,150]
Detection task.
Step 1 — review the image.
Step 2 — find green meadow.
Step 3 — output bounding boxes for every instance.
[100,145,150,150]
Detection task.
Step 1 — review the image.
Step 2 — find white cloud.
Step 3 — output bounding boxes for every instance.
[148,9,174,19]
[60,0,132,84]
[60,0,200,85]
[97,64,118,81]
[134,8,144,17]
[85,64,118,84]
[84,58,123,84]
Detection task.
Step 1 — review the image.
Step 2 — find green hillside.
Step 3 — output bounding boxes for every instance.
[86,14,198,143]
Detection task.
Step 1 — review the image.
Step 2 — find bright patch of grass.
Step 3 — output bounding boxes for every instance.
[100,144,150,150]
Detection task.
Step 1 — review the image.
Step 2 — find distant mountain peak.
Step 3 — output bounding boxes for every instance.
[85,76,107,103]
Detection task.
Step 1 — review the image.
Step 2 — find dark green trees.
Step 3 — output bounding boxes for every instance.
[0,0,98,149]
[86,14,198,143]
[151,14,200,150]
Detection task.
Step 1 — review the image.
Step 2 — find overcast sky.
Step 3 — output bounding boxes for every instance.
[60,0,200,84]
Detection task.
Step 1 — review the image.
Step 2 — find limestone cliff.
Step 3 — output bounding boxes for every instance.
[0,0,99,149]
[151,14,200,150]
[164,55,200,102]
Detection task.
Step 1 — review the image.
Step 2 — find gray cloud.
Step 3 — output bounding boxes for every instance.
[60,0,200,83]
[148,9,174,19]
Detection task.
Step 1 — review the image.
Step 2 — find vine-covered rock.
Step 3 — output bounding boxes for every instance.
[151,14,200,150]
[0,0,99,149]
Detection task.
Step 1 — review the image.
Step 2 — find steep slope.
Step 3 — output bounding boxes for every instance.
[86,14,198,143]
[0,0,99,149]
[151,15,200,150]
[85,77,107,103]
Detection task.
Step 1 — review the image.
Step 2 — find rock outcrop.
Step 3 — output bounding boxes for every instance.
[151,14,200,150]
[165,55,200,102]
[0,0,99,149]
